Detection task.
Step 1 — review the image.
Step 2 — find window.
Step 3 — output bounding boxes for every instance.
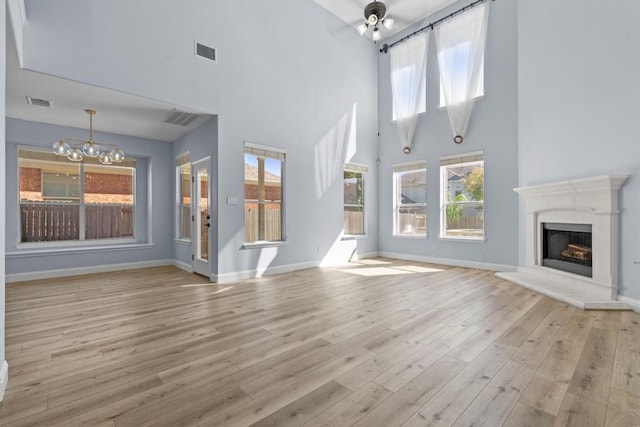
[19,148,136,243]
[440,152,484,239]
[390,32,428,122]
[244,143,285,243]
[393,161,427,237]
[392,66,427,121]
[344,163,366,236]
[435,1,489,109]
[176,152,191,241]
[438,53,484,108]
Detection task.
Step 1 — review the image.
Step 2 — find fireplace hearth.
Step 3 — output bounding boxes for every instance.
[496,175,629,310]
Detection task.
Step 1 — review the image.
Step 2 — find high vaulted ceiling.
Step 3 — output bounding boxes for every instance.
[6,0,457,142]
[313,0,457,40]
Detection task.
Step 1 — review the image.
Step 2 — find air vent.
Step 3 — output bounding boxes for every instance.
[162,108,200,127]
[195,41,216,62]
[26,97,52,108]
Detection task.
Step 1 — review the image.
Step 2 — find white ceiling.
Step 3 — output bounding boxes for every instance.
[6,0,454,142]
[5,24,214,143]
[313,0,458,40]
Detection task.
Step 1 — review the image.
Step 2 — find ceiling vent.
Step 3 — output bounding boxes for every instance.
[26,96,52,108]
[195,41,216,62]
[162,108,200,127]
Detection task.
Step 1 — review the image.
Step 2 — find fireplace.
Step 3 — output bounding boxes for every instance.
[496,175,628,310]
[542,223,592,278]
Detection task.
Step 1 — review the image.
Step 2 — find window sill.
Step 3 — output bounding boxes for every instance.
[242,241,287,250]
[438,94,485,111]
[7,241,154,258]
[393,234,427,239]
[342,234,367,240]
[438,236,487,243]
[175,238,192,245]
[391,110,426,124]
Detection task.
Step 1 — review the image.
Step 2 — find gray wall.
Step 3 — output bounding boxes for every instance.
[1,0,7,383]
[377,0,519,268]
[5,118,173,275]
[19,0,380,277]
[171,118,218,273]
[518,0,640,299]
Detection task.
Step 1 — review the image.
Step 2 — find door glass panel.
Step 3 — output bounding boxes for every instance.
[197,168,208,261]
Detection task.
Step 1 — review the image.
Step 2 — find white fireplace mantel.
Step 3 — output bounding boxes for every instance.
[497,175,629,310]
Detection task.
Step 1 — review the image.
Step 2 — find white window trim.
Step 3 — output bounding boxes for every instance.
[343,163,367,237]
[175,151,192,242]
[18,147,137,246]
[243,142,287,244]
[439,151,485,241]
[393,161,427,238]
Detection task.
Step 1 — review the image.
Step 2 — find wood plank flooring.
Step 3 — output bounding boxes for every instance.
[1,258,639,426]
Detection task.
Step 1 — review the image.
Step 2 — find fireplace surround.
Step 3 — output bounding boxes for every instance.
[497,175,629,309]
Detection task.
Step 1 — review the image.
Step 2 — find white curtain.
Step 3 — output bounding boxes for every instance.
[390,32,429,153]
[435,2,490,142]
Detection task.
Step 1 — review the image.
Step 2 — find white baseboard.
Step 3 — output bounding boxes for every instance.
[172,259,193,273]
[378,251,517,272]
[0,361,8,402]
[619,296,640,313]
[212,260,321,283]
[5,259,174,283]
[212,252,515,283]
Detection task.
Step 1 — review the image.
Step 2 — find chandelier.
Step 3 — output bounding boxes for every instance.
[52,109,125,165]
[356,1,395,42]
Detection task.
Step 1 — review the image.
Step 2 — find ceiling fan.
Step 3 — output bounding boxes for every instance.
[356,1,395,41]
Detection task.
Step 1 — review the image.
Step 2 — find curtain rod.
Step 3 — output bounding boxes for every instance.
[379,0,494,54]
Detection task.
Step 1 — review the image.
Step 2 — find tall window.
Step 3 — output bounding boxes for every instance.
[344,163,366,236]
[438,53,484,108]
[244,143,285,243]
[440,152,484,239]
[393,161,427,237]
[392,66,427,121]
[176,152,191,241]
[19,148,135,243]
[436,1,490,109]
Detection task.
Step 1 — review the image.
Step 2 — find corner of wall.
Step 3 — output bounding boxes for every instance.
[0,361,8,401]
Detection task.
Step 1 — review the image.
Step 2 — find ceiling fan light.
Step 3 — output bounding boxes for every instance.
[367,13,379,25]
[383,18,395,30]
[372,27,382,42]
[356,22,368,36]
[52,139,71,156]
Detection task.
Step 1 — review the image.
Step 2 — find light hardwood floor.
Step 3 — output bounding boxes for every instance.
[1,258,639,426]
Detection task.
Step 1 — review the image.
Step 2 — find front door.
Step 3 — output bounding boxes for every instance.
[192,157,211,277]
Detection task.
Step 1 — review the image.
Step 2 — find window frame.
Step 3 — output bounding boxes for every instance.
[343,163,367,237]
[175,152,191,243]
[17,147,137,246]
[393,161,427,238]
[243,142,286,247]
[439,151,485,241]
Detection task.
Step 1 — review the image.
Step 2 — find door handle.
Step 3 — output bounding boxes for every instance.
[206,223,211,228]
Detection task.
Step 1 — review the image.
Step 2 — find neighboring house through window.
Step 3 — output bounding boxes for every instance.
[18,147,136,243]
[176,152,191,241]
[244,143,285,244]
[393,161,427,237]
[440,151,484,239]
[344,163,367,236]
